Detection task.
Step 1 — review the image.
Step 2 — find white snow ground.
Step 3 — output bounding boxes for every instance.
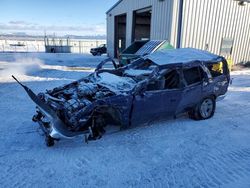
[0,52,250,188]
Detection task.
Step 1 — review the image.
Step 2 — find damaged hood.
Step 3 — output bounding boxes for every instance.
[95,72,136,94]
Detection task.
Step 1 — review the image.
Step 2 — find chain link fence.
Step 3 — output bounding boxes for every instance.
[0,39,106,53]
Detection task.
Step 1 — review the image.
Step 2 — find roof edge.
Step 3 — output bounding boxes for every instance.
[106,0,123,14]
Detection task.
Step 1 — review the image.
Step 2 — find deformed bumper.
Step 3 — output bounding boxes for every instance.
[33,107,89,140]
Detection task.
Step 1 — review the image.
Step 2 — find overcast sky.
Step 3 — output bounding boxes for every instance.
[0,0,117,36]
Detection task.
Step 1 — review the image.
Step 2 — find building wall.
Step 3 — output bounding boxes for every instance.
[180,0,250,64]
[107,0,175,57]
[107,0,250,64]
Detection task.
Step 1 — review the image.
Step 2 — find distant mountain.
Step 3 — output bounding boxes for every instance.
[0,33,106,40]
[64,35,106,39]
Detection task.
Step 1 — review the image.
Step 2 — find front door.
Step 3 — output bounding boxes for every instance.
[132,90,182,125]
[131,69,183,126]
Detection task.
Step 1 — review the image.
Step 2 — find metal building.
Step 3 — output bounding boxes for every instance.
[44,36,71,53]
[106,0,250,64]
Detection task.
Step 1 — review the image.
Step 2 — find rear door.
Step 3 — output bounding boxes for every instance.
[204,60,230,96]
[178,65,204,112]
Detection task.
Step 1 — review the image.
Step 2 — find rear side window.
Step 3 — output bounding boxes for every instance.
[206,62,224,78]
[183,67,203,85]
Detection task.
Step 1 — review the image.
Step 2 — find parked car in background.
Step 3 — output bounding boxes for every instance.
[90,44,107,56]
[14,48,230,146]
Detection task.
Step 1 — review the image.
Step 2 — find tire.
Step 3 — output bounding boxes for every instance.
[189,96,216,120]
[97,52,102,56]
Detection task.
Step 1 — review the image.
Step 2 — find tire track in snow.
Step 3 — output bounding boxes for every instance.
[0,159,37,188]
[139,147,250,187]
[191,148,250,187]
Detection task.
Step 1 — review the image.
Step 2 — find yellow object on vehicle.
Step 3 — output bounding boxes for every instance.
[212,62,223,73]
[212,58,233,73]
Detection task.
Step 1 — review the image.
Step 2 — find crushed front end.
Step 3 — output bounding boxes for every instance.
[27,70,136,146]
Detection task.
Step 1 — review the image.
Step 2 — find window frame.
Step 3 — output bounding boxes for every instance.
[182,65,205,87]
[145,68,182,92]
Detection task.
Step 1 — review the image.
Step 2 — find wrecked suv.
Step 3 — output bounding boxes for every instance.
[14,48,230,146]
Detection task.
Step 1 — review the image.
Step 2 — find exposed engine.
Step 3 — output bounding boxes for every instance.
[39,79,115,130]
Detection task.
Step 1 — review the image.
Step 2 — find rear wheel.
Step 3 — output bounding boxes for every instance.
[199,98,215,119]
[189,96,216,120]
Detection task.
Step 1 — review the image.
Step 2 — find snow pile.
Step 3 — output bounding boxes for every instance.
[41,64,94,72]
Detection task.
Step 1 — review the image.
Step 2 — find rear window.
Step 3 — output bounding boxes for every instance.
[183,67,203,85]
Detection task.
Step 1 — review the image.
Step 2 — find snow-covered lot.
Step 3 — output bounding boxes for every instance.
[0,52,250,188]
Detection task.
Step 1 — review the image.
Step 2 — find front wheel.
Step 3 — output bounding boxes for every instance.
[189,97,216,120]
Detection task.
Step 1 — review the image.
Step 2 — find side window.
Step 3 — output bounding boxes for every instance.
[183,67,203,86]
[146,69,181,91]
[206,62,224,78]
[164,70,180,89]
[146,79,165,91]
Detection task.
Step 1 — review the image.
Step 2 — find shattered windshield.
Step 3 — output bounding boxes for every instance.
[95,72,136,93]
[92,58,159,93]
[123,59,157,79]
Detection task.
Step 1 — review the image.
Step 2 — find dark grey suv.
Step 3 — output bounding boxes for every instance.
[90,44,107,56]
[14,48,230,146]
